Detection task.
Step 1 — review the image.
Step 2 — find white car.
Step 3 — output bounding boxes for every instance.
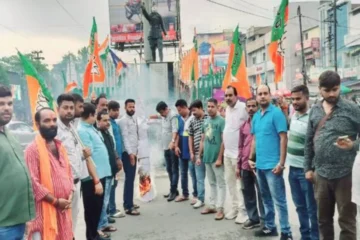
[7,121,37,150]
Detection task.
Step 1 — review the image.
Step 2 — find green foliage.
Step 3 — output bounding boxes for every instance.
[0,64,9,86]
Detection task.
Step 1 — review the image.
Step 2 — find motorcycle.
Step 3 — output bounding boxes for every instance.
[125,0,142,20]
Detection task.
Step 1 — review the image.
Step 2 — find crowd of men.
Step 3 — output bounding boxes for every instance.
[0,69,359,240]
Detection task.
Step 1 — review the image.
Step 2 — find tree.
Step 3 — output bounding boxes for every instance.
[0,64,9,86]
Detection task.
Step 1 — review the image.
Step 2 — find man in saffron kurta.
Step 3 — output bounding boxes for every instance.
[25,108,74,240]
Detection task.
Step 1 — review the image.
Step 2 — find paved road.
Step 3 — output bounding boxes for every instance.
[75,168,341,240]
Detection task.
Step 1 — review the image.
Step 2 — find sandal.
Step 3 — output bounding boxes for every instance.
[98,230,111,239]
[125,208,140,216]
[175,196,189,202]
[201,207,217,215]
[102,225,117,232]
[215,210,225,220]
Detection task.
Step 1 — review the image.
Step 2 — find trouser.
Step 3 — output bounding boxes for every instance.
[241,169,265,223]
[205,162,226,209]
[82,178,105,240]
[179,158,189,197]
[98,177,112,230]
[314,173,357,240]
[122,152,137,210]
[149,37,164,62]
[257,169,291,234]
[189,160,198,198]
[164,149,179,194]
[224,156,245,211]
[194,155,206,202]
[72,180,81,234]
[108,178,118,215]
[0,223,25,240]
[289,167,319,240]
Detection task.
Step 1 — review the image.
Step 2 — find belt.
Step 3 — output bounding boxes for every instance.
[74,178,80,185]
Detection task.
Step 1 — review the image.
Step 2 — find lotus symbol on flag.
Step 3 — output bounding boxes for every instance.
[230,74,238,83]
[91,56,100,75]
[35,89,50,112]
[277,35,286,58]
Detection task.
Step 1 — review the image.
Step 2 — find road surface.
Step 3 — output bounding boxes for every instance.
[75,168,340,240]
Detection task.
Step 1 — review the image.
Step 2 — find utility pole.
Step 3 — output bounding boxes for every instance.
[333,0,338,72]
[297,6,307,85]
[31,50,45,61]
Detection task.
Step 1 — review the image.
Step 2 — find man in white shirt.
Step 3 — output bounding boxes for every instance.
[223,86,248,224]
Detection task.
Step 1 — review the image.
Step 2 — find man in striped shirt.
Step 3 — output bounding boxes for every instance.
[287,85,318,240]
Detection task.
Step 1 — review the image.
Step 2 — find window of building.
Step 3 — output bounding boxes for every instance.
[305,33,308,40]
[263,53,266,62]
[252,56,257,65]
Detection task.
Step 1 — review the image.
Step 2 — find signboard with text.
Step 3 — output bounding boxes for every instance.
[109,0,178,43]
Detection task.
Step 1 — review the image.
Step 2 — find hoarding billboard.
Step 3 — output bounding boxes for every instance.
[109,0,178,43]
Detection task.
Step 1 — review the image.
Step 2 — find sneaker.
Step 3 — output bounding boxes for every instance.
[254,227,279,237]
[225,209,238,220]
[235,210,247,224]
[193,200,204,209]
[280,232,293,240]
[242,219,261,230]
[110,210,126,218]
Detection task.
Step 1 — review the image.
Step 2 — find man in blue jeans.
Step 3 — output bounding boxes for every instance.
[108,100,126,219]
[0,84,35,240]
[174,99,194,202]
[188,100,208,209]
[287,85,318,240]
[249,85,293,240]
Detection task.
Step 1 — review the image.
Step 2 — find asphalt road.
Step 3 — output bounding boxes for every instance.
[74,167,342,240]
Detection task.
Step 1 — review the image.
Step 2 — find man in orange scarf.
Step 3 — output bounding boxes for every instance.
[25,108,74,240]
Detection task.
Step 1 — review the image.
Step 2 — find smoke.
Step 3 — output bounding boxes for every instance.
[112,63,176,170]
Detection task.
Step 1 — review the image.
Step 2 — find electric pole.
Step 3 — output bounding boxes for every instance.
[31,50,45,61]
[297,6,307,85]
[333,0,338,72]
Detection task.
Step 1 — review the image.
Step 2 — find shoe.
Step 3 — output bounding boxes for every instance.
[225,209,238,220]
[107,217,116,224]
[163,193,170,198]
[190,198,198,205]
[193,200,204,209]
[242,219,260,230]
[167,192,178,202]
[110,210,125,218]
[235,210,248,224]
[254,227,279,237]
[280,233,293,240]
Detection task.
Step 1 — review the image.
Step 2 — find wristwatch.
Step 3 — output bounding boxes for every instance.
[278,163,285,169]
[171,139,175,143]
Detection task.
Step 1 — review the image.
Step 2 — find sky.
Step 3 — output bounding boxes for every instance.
[1,0,359,67]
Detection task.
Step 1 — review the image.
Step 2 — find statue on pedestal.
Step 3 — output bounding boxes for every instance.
[141,3,167,62]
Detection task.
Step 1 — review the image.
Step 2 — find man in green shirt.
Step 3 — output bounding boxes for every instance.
[198,98,226,220]
[0,84,35,239]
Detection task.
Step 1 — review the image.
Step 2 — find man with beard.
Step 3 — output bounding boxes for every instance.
[25,108,74,240]
[249,85,292,239]
[305,71,360,240]
[189,100,208,209]
[287,85,319,240]
[71,93,84,127]
[0,84,35,240]
[77,103,112,240]
[223,86,248,223]
[119,99,140,215]
[56,94,102,237]
[237,98,265,230]
[198,98,226,220]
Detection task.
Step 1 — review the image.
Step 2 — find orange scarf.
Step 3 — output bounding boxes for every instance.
[35,134,72,240]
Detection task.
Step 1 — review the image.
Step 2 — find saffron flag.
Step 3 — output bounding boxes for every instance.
[256,74,262,86]
[18,51,54,129]
[221,25,251,99]
[100,35,110,60]
[269,0,289,83]
[83,17,105,98]
[65,82,78,93]
[109,49,127,77]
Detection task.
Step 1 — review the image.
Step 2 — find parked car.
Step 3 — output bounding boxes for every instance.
[7,121,36,150]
